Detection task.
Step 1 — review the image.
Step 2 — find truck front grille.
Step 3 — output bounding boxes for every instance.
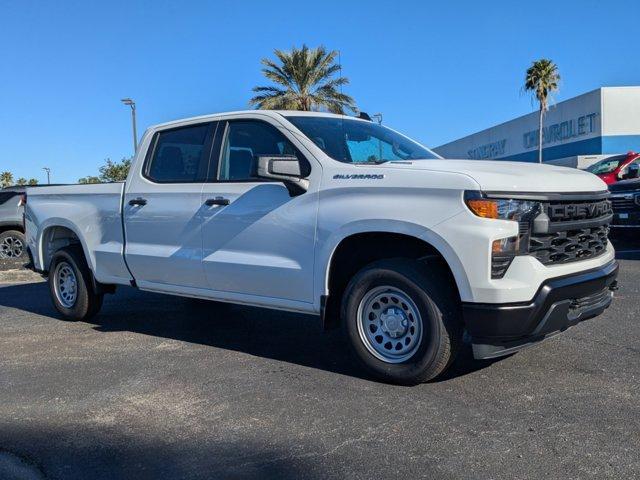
[525,198,612,266]
[610,194,638,211]
[544,199,612,223]
[528,225,609,265]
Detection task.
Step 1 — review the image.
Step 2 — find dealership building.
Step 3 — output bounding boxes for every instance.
[434,86,640,168]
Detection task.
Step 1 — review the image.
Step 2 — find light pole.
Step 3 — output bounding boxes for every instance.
[121,98,138,154]
[42,167,51,184]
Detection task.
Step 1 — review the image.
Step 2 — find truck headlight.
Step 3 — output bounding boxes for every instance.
[491,236,519,279]
[464,192,541,279]
[464,192,540,222]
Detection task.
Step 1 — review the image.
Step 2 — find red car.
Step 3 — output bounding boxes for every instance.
[585,151,640,184]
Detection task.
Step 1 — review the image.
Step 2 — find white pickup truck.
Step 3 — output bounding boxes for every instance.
[25,111,618,384]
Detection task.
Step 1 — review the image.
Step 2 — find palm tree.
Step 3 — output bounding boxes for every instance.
[250,45,357,114]
[16,178,27,186]
[0,171,13,188]
[524,59,560,163]
[27,178,39,186]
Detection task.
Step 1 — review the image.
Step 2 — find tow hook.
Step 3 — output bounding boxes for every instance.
[609,281,619,292]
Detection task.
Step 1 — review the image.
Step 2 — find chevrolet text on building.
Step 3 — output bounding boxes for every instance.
[24,110,618,385]
[436,86,640,168]
[522,112,598,150]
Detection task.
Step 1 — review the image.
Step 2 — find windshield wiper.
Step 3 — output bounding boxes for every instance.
[354,160,391,165]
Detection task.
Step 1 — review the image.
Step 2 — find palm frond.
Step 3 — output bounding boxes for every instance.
[251,44,357,113]
[260,58,293,87]
[524,58,560,110]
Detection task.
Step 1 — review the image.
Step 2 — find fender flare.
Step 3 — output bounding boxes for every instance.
[37,218,95,274]
[315,219,472,308]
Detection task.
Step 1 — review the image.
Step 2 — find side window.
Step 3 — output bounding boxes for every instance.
[0,192,19,205]
[625,158,640,178]
[146,123,211,183]
[218,121,307,181]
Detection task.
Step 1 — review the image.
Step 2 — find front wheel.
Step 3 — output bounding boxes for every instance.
[342,258,462,385]
[48,245,103,321]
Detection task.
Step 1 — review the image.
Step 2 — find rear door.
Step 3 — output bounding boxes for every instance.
[123,121,217,289]
[200,117,319,304]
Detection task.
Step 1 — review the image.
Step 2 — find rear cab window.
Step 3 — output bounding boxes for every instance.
[0,191,20,205]
[145,123,214,183]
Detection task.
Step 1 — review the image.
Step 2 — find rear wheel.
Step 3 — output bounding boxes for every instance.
[48,245,103,321]
[342,258,462,385]
[0,230,27,259]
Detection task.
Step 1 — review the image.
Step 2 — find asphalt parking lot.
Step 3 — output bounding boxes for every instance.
[0,235,639,480]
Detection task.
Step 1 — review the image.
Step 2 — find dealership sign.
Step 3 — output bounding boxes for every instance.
[523,113,598,149]
[468,139,507,159]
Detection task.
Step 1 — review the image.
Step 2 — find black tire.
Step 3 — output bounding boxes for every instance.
[48,245,103,321]
[0,230,27,259]
[341,258,462,385]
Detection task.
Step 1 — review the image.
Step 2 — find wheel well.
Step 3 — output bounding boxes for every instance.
[40,226,116,295]
[0,225,23,235]
[41,226,82,273]
[323,232,459,329]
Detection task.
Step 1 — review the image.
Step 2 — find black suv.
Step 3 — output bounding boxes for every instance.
[609,176,640,229]
[0,186,26,259]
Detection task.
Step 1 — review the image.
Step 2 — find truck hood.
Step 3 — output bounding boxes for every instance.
[609,178,640,193]
[381,159,608,193]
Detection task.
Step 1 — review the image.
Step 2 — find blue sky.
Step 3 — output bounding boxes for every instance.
[1,0,639,183]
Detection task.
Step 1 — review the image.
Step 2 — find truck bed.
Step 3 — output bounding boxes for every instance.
[25,183,132,285]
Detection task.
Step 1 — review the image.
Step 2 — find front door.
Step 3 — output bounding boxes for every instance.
[124,121,216,289]
[200,119,318,304]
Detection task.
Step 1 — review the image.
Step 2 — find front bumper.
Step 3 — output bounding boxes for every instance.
[463,260,619,359]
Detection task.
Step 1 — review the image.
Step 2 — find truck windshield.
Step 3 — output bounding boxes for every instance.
[285,116,440,163]
[586,156,624,174]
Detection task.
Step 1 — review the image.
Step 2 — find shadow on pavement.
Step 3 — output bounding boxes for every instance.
[0,424,333,480]
[611,231,640,260]
[0,281,498,383]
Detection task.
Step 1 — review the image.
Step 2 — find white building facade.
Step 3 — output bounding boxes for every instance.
[434,87,640,168]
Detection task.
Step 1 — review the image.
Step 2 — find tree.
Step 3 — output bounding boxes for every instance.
[16,178,27,186]
[524,59,560,163]
[78,176,101,184]
[0,171,13,188]
[28,178,39,186]
[99,157,131,182]
[77,157,132,184]
[250,44,357,114]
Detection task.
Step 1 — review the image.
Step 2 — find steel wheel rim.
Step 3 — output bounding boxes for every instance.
[357,285,423,363]
[0,236,24,258]
[53,262,78,308]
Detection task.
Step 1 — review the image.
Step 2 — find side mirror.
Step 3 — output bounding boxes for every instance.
[628,164,640,179]
[256,155,309,194]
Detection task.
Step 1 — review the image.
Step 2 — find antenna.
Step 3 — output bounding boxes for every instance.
[338,49,345,146]
[338,49,342,91]
[338,49,345,111]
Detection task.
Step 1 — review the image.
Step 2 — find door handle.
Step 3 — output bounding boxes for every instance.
[129,197,147,206]
[205,197,230,206]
